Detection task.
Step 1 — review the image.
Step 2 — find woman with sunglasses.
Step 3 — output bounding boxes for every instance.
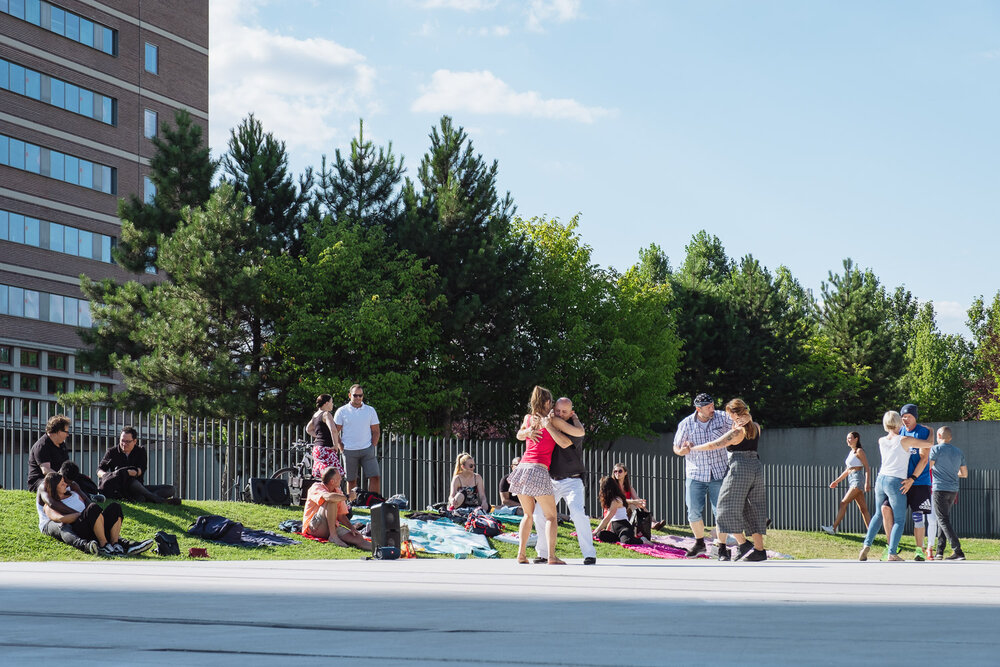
[448,452,490,512]
[610,463,664,534]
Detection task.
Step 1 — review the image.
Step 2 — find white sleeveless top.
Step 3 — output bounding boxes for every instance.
[845,448,864,468]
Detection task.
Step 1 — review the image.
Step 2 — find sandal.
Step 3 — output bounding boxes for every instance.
[517,555,530,564]
[547,558,566,565]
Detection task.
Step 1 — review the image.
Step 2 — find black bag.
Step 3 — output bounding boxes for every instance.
[154,531,180,556]
[350,490,386,508]
[188,515,244,544]
[249,478,291,506]
[631,508,652,540]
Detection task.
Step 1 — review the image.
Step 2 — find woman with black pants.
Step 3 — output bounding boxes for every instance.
[593,475,642,545]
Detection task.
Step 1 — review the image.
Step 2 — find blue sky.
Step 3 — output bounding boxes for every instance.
[209,1,999,337]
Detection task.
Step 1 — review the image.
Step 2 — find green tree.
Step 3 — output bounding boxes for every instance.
[900,303,973,421]
[815,259,911,423]
[967,292,1000,419]
[516,216,681,442]
[115,110,217,272]
[89,185,265,416]
[315,119,405,228]
[395,116,533,434]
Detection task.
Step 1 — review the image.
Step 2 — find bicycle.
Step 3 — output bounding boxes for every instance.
[270,441,321,505]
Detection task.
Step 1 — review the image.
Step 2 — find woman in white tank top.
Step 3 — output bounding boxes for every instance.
[821,431,871,535]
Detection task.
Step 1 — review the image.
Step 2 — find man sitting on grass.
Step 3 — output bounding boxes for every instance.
[303,467,370,551]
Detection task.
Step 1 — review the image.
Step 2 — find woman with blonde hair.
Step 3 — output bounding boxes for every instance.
[447,452,490,512]
[511,385,573,565]
[821,431,872,534]
[689,398,767,562]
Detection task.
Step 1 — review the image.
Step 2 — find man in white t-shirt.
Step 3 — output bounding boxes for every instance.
[333,384,381,495]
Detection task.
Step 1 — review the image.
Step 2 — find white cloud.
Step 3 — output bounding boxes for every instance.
[412,70,613,123]
[458,25,511,37]
[526,0,581,32]
[209,0,376,163]
[981,49,1000,60]
[419,0,498,10]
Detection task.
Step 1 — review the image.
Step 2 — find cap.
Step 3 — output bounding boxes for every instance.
[694,393,714,408]
[900,404,918,418]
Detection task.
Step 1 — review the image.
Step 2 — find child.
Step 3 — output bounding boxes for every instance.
[928,426,968,560]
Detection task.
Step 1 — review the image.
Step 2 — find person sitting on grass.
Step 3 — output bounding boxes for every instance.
[592,475,642,545]
[448,452,490,512]
[97,426,181,505]
[37,471,153,556]
[303,466,370,551]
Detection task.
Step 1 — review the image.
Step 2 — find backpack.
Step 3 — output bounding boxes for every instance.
[631,508,652,540]
[154,531,180,556]
[464,508,502,537]
[187,515,244,544]
[350,490,386,508]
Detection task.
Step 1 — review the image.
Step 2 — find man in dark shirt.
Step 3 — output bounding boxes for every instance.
[498,456,522,513]
[27,415,100,497]
[97,426,180,504]
[532,397,597,565]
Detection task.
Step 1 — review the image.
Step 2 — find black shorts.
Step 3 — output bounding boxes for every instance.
[882,484,932,514]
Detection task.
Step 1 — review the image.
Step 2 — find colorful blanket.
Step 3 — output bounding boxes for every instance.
[352,515,499,558]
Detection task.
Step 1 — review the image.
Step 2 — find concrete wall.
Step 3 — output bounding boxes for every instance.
[609,420,1000,468]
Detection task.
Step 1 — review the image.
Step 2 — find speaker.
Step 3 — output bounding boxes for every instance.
[369,502,401,551]
[249,478,291,506]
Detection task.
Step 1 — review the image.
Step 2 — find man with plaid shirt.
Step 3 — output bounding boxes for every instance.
[673,393,733,557]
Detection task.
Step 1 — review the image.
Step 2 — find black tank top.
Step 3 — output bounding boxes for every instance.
[312,412,334,448]
[728,428,759,452]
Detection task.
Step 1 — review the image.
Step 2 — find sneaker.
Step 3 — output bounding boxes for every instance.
[913,550,925,562]
[651,520,666,532]
[165,497,182,506]
[91,493,106,503]
[887,553,904,562]
[583,556,597,565]
[112,543,125,555]
[934,553,944,560]
[715,542,730,561]
[98,544,118,557]
[84,540,99,555]
[945,549,966,561]
[820,525,836,536]
[684,539,706,558]
[858,546,870,561]
[736,541,754,561]
[126,538,155,555]
[743,548,767,562]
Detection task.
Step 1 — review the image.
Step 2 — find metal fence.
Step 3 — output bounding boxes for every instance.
[3,398,998,537]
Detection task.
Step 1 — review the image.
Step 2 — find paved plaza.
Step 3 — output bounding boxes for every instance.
[1,557,998,665]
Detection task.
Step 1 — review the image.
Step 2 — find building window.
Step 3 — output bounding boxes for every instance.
[20,349,40,367]
[0,56,118,125]
[48,377,67,395]
[144,42,158,74]
[75,380,92,392]
[144,109,158,139]
[0,346,10,364]
[144,176,156,204]
[47,353,67,371]
[21,374,41,393]
[2,1,118,56]
[0,371,11,390]
[0,284,92,328]
[77,360,92,375]
[0,134,116,194]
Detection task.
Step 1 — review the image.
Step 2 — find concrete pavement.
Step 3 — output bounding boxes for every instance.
[1,557,998,665]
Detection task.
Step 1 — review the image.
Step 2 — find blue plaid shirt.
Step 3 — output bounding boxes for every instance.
[673,411,732,482]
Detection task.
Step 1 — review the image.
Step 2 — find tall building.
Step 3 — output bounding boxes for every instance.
[0,0,208,408]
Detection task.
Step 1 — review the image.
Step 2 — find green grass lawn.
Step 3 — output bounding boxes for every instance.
[3,490,997,562]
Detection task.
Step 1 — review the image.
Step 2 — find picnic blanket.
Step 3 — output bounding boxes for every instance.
[494,531,536,547]
[351,515,498,558]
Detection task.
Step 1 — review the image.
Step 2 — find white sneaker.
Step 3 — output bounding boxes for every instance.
[820,525,835,535]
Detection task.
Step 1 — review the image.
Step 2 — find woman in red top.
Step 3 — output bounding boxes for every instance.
[511,386,573,565]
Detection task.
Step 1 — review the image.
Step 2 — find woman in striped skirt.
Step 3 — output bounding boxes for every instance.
[689,398,767,562]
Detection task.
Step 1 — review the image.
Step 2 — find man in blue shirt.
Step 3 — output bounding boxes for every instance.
[929,426,968,560]
[894,403,934,560]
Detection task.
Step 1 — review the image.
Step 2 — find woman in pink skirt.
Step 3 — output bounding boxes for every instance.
[510,385,574,564]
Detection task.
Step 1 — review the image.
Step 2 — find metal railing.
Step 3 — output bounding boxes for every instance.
[3,398,998,537]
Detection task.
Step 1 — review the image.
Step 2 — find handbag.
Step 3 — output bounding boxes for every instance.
[154,530,180,556]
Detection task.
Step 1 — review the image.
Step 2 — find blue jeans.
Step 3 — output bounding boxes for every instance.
[863,474,908,554]
[685,477,723,522]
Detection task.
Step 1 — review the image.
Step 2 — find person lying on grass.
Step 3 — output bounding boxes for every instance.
[303,466,370,551]
[37,470,154,556]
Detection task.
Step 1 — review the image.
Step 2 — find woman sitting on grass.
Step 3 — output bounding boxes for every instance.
[37,471,153,556]
[593,475,643,545]
[447,452,490,512]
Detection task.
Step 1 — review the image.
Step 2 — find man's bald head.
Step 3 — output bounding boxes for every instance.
[554,397,573,419]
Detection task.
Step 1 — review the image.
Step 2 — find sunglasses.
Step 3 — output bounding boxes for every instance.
[352,393,364,397]
[613,469,625,474]
[464,462,475,468]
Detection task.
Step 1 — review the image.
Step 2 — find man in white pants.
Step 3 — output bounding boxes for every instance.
[533,397,597,565]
